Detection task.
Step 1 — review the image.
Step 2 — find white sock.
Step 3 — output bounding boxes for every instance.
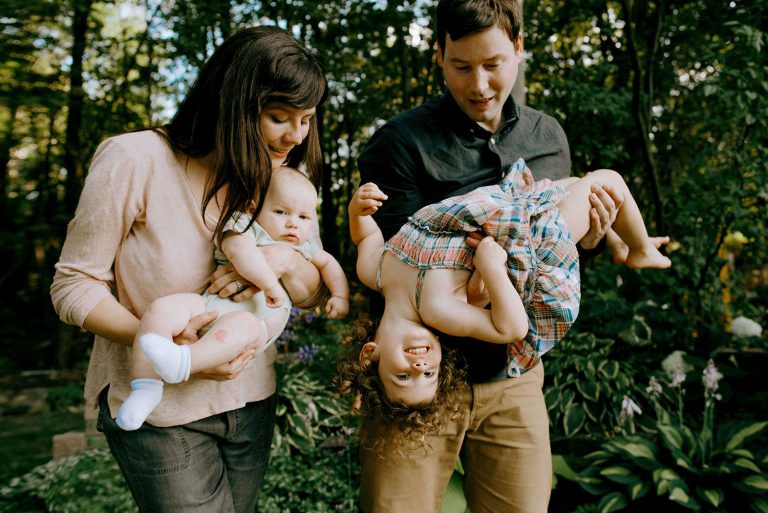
[116,378,164,431]
[140,333,191,384]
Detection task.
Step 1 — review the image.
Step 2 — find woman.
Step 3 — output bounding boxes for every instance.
[50,27,327,513]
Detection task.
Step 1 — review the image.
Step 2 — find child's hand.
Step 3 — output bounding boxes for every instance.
[349,183,388,217]
[474,236,508,276]
[263,285,286,308]
[466,271,490,307]
[325,296,349,319]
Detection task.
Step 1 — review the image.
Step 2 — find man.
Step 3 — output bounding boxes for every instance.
[356,1,618,512]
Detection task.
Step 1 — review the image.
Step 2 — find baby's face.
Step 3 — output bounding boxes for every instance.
[257,170,318,245]
[367,322,442,407]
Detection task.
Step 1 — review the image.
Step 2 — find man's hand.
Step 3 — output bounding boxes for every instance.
[580,184,622,250]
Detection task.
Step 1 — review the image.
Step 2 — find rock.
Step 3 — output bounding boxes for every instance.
[52,431,86,459]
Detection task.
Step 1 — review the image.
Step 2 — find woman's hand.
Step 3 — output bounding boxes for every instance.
[194,347,258,381]
[171,309,254,381]
[261,244,323,307]
[172,311,219,345]
[207,263,258,302]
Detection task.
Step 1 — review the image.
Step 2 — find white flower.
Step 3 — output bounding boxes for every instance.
[730,316,763,338]
[305,401,319,422]
[646,376,663,396]
[702,359,723,393]
[621,396,642,419]
[662,350,691,387]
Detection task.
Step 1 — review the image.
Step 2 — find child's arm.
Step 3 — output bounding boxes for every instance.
[420,237,528,344]
[466,270,490,307]
[221,232,286,307]
[312,250,350,319]
[349,183,388,291]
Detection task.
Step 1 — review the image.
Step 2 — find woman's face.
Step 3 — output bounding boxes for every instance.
[259,102,316,167]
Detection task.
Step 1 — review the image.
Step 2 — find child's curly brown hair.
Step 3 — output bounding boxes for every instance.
[337,317,468,455]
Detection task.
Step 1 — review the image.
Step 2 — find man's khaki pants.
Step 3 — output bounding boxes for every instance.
[360,363,551,513]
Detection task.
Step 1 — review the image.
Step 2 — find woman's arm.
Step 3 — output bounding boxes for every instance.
[82,297,140,346]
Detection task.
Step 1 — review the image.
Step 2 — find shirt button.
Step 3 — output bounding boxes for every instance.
[490,138,496,145]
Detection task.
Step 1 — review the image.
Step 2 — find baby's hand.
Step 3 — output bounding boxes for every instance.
[474,236,507,275]
[349,183,388,217]
[325,296,349,319]
[263,285,285,308]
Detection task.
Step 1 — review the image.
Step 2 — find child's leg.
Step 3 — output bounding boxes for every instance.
[556,170,670,268]
[132,293,207,379]
[117,293,206,430]
[141,305,290,379]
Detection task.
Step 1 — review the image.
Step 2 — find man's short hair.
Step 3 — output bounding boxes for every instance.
[436,0,523,51]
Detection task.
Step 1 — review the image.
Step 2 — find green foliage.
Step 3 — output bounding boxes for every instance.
[271,309,353,455]
[46,383,83,412]
[272,364,349,454]
[564,362,768,512]
[0,449,136,513]
[258,446,359,513]
[545,333,637,443]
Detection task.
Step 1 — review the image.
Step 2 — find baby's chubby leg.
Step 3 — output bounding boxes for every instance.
[142,306,288,381]
[117,293,206,430]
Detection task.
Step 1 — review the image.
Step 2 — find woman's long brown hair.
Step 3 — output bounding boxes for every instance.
[160,26,327,240]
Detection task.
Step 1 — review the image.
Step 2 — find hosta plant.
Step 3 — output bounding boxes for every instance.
[570,359,768,512]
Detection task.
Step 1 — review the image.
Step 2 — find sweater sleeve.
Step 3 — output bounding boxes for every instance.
[50,137,149,327]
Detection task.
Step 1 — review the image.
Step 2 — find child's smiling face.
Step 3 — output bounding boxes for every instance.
[361,320,442,407]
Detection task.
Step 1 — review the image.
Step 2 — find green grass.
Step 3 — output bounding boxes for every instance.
[0,410,84,485]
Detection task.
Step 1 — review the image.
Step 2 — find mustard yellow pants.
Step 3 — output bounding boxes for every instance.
[359,363,551,513]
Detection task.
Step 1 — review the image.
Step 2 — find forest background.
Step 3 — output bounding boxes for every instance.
[1,1,767,512]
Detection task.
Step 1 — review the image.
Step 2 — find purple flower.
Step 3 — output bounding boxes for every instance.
[294,343,319,363]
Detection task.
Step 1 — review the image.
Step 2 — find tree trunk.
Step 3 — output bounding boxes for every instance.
[63,0,92,216]
[620,0,665,232]
[0,103,18,229]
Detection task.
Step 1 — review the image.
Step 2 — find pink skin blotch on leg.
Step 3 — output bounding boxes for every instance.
[214,328,228,342]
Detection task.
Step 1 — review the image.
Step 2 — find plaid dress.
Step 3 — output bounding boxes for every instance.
[385,158,580,377]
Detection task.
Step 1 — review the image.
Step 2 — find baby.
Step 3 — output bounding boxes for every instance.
[117,166,349,430]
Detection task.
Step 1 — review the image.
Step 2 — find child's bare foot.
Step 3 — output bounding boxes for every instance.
[626,240,672,269]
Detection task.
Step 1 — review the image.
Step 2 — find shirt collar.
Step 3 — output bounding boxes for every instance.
[438,93,520,137]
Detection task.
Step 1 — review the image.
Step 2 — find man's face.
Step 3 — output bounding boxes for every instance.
[438,26,523,133]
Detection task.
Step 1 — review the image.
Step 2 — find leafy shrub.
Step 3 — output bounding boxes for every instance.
[46,383,84,412]
[545,330,645,442]
[258,445,359,513]
[565,359,768,512]
[0,449,136,513]
[272,364,349,453]
[271,309,354,454]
